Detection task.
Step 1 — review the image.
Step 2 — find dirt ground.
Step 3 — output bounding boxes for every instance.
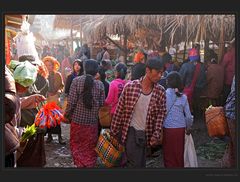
[44,117,223,168]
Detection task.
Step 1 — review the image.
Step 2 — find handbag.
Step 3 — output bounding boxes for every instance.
[98,105,112,127]
[95,130,125,167]
[17,133,46,167]
[184,134,198,167]
[205,106,229,137]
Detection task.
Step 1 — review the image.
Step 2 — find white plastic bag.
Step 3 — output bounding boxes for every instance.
[184,134,198,167]
[13,20,40,63]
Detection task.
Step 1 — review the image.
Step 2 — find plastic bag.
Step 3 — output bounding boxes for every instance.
[13,20,40,62]
[184,134,198,167]
[12,61,38,87]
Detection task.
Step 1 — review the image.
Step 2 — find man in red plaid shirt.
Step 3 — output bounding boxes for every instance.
[110,57,167,167]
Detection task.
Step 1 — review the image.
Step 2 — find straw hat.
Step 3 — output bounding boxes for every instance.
[42,56,60,72]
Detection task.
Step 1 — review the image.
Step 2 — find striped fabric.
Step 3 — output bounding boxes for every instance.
[95,131,124,167]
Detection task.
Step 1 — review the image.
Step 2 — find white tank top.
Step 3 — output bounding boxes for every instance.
[130,92,152,131]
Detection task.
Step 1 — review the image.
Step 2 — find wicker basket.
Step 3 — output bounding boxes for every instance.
[205,106,229,137]
[98,105,112,127]
[95,130,125,167]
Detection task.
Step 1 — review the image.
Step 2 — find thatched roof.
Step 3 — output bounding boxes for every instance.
[85,15,234,43]
[54,15,235,48]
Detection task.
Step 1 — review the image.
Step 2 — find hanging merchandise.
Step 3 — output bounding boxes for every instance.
[6,35,11,65]
[34,102,64,128]
[13,20,41,65]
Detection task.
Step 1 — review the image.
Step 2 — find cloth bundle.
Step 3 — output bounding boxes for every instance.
[34,102,64,128]
[9,60,38,88]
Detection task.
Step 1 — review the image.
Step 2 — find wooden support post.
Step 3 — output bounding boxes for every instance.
[218,16,225,64]
[123,33,128,64]
[105,35,125,52]
[183,41,187,61]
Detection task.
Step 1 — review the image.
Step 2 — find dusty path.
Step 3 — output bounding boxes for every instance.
[44,118,223,168]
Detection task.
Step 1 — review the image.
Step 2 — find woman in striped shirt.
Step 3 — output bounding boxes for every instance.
[163,71,193,168]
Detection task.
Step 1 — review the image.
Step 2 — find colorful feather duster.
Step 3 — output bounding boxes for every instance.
[34,102,64,128]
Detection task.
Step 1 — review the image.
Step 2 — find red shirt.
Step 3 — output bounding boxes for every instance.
[110,79,167,147]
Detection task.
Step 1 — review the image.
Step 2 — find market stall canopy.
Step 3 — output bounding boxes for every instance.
[80,15,235,46]
[53,15,98,30]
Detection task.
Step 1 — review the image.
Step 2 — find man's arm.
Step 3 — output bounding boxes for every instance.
[150,90,166,146]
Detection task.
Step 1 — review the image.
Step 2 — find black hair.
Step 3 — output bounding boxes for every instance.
[115,63,127,80]
[162,53,172,64]
[146,57,164,71]
[101,60,107,67]
[166,71,184,97]
[19,55,35,62]
[98,66,106,82]
[131,62,146,80]
[82,59,99,110]
[73,59,84,76]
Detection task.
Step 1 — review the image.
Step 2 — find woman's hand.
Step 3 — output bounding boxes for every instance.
[186,127,192,135]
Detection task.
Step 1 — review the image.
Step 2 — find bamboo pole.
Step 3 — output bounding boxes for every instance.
[123,33,128,65]
[105,35,125,52]
[80,21,83,47]
[183,41,187,61]
[70,22,73,56]
[218,16,225,64]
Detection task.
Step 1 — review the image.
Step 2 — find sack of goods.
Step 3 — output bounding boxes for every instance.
[98,105,112,128]
[205,106,229,137]
[95,129,125,167]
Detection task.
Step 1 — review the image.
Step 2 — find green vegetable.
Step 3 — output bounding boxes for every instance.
[20,123,37,142]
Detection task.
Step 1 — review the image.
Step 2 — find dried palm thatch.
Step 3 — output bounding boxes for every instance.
[53,15,93,30]
[53,15,235,49]
[81,15,235,46]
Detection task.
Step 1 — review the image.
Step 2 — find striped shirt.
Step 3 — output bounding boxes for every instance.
[163,88,193,128]
[65,75,105,125]
[110,79,166,147]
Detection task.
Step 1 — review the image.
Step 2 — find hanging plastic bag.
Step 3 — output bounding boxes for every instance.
[184,134,198,167]
[13,20,41,64]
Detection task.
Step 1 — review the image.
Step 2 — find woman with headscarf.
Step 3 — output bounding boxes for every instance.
[43,56,65,145]
[5,65,46,168]
[16,55,49,167]
[64,59,105,168]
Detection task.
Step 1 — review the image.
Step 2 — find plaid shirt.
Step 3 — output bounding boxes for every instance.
[65,75,105,125]
[110,79,167,147]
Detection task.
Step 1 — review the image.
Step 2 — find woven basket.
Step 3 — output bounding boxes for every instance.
[95,131,124,167]
[98,105,112,127]
[205,106,229,137]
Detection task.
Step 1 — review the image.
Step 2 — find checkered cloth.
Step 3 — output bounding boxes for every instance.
[110,79,167,147]
[95,130,125,167]
[65,75,105,125]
